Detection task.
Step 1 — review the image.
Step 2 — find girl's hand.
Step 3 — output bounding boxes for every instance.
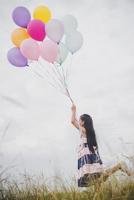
[71,103,79,129]
[71,103,76,112]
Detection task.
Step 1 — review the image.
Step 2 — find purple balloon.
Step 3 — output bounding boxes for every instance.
[12,6,31,28]
[7,47,28,67]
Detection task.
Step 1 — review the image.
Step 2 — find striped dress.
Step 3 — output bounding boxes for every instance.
[77,129,104,187]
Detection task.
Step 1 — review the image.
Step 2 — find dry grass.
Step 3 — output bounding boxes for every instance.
[0,156,134,200]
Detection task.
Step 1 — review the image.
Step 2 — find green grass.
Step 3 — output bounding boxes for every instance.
[0,156,134,200]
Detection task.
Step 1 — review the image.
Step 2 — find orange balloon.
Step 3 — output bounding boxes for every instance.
[11,28,30,47]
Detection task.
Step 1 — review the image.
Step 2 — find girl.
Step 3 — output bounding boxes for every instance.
[71,103,131,188]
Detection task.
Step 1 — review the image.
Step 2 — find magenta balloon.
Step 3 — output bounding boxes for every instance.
[27,20,46,41]
[7,47,28,67]
[12,6,31,28]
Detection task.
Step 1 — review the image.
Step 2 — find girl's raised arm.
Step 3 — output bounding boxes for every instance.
[71,104,79,129]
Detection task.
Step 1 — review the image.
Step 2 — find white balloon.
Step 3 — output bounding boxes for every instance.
[56,43,68,65]
[46,19,64,43]
[62,15,78,35]
[65,31,83,54]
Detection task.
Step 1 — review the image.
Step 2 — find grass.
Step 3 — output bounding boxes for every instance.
[0,156,134,200]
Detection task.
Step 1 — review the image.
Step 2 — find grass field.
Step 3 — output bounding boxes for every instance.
[0,157,134,200]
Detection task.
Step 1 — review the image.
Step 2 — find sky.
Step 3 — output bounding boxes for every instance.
[0,0,134,183]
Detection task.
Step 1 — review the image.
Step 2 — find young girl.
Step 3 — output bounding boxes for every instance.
[71,103,131,187]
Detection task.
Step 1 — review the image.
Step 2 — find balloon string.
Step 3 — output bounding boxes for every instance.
[38,60,65,93]
[49,63,66,92]
[29,61,73,102]
[53,62,66,87]
[51,62,74,102]
[29,63,56,88]
[40,62,65,95]
[60,62,74,103]
[66,87,74,103]
[53,62,70,98]
[55,53,74,103]
[65,53,73,83]
[29,63,68,96]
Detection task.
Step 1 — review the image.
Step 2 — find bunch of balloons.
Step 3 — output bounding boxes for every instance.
[7,5,83,102]
[7,5,83,67]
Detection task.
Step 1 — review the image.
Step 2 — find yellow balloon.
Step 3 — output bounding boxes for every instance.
[33,5,52,23]
[11,28,30,47]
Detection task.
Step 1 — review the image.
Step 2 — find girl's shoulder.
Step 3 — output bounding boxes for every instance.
[79,125,86,133]
[79,126,86,138]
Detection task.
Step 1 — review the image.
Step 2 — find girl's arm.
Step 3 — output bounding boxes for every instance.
[71,104,79,129]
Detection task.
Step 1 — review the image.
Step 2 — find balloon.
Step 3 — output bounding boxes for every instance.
[56,43,68,65]
[46,19,64,43]
[33,5,52,23]
[62,15,78,35]
[11,28,30,47]
[20,38,40,61]
[12,6,31,28]
[40,40,58,63]
[65,31,83,54]
[7,47,28,67]
[27,19,46,41]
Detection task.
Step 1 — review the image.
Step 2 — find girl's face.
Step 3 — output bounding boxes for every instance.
[79,118,84,127]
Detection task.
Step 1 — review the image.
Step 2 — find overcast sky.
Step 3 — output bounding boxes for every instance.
[0,0,134,182]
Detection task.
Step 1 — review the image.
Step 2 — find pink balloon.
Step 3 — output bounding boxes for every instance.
[41,40,58,63]
[20,38,40,60]
[27,19,46,41]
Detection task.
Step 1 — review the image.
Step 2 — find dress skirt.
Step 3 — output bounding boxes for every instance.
[77,139,103,187]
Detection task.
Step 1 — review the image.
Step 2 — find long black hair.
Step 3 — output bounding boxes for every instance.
[80,114,98,153]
